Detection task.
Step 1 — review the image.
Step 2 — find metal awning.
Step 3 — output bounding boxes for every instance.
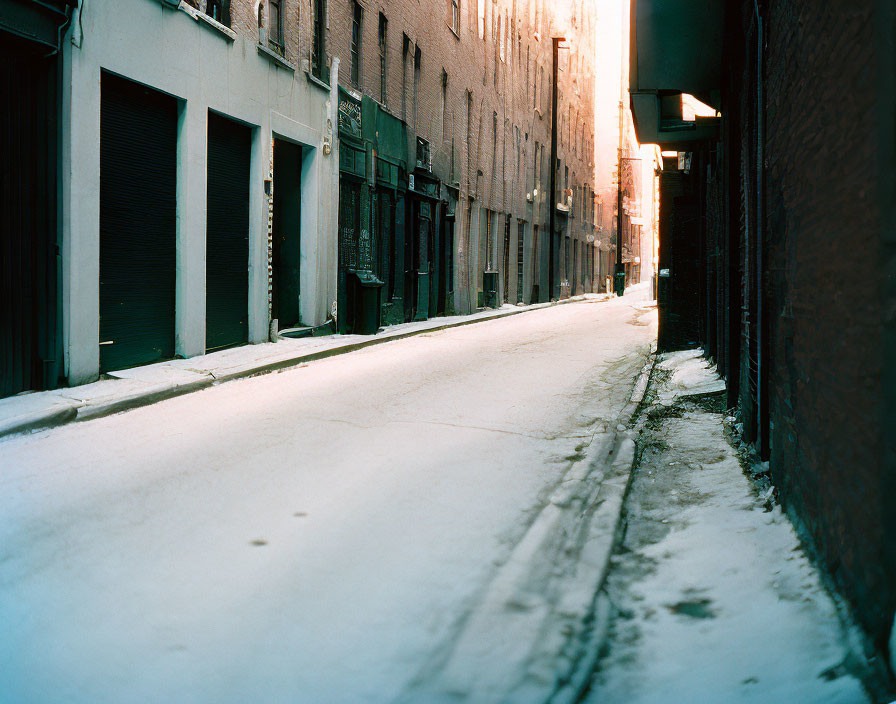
[629,0,724,146]
[0,0,77,52]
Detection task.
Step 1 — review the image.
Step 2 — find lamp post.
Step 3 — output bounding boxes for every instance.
[548,37,565,301]
[615,154,641,296]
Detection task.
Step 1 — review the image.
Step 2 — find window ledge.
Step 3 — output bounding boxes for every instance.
[177,1,237,41]
[305,71,331,92]
[257,43,296,71]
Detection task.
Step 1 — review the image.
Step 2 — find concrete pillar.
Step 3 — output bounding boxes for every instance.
[248,121,269,343]
[175,101,207,357]
[61,54,100,386]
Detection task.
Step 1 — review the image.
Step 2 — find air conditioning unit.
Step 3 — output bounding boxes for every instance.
[416,137,432,172]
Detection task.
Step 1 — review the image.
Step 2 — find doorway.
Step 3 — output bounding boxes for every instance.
[100,73,176,372]
[516,221,525,303]
[206,112,250,351]
[1,41,61,396]
[272,139,302,329]
[502,215,511,303]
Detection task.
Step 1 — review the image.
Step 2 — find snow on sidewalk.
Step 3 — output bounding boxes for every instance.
[584,350,869,704]
[0,294,612,440]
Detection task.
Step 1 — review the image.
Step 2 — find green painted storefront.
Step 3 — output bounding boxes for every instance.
[337,90,450,333]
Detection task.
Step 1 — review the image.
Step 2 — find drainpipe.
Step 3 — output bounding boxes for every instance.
[328,57,340,323]
[615,133,624,295]
[753,0,766,458]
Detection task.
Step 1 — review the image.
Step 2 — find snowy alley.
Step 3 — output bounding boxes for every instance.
[0,292,655,703]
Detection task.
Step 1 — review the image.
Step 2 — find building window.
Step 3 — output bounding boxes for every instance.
[449,0,459,34]
[207,0,226,24]
[351,1,363,87]
[311,0,326,80]
[416,137,431,171]
[402,34,410,121]
[466,90,473,184]
[413,46,421,128]
[533,141,540,194]
[498,14,504,61]
[492,111,497,182]
[378,13,388,104]
[477,0,485,39]
[268,0,283,54]
[441,70,448,143]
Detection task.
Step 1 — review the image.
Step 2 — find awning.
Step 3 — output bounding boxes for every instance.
[629,0,723,147]
[1,0,76,52]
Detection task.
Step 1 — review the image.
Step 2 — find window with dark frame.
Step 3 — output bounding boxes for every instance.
[268,0,283,55]
[311,0,326,80]
[449,0,459,34]
[402,34,410,121]
[413,46,421,128]
[351,1,363,87]
[207,0,225,24]
[416,137,431,171]
[379,13,388,104]
[441,70,448,144]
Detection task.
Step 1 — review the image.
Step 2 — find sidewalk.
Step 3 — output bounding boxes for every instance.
[0,294,611,440]
[583,349,873,704]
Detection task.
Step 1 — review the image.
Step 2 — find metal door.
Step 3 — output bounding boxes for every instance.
[206,112,250,350]
[1,41,60,397]
[100,73,176,372]
[338,177,362,332]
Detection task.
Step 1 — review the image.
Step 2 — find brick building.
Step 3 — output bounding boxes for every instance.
[630,0,896,674]
[327,0,599,327]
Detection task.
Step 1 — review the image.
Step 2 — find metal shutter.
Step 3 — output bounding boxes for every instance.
[206,112,250,351]
[0,42,60,397]
[100,73,177,372]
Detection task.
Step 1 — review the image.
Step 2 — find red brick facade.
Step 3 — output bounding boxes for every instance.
[327,0,598,306]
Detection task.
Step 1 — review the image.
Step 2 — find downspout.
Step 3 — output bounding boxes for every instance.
[754,0,766,458]
[328,57,340,322]
[616,104,624,295]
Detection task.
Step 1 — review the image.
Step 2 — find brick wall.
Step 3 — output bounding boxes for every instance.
[719,0,894,650]
[326,0,598,304]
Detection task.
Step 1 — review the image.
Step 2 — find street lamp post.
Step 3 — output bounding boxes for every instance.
[549,37,565,301]
[615,155,641,296]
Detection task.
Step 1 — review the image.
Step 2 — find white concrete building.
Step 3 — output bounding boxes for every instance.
[60,0,339,385]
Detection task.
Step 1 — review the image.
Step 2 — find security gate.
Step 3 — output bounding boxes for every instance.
[1,41,60,397]
[100,73,177,372]
[206,112,250,350]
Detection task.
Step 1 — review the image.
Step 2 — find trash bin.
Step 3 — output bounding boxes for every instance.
[614,271,627,296]
[348,269,384,335]
[483,270,499,308]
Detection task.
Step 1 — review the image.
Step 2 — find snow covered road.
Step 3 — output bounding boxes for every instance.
[0,292,655,704]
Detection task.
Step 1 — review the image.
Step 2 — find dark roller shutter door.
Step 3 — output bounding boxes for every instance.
[1,41,60,398]
[206,112,250,351]
[100,73,177,372]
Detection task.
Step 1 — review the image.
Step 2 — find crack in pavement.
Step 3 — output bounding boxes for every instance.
[301,415,593,442]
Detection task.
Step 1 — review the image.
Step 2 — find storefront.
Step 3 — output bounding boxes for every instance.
[406,169,441,322]
[337,88,381,334]
[366,97,408,327]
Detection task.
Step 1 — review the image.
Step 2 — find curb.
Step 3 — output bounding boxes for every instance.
[0,294,613,441]
[547,342,657,704]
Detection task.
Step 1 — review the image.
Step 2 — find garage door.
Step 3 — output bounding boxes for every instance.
[206,112,250,351]
[1,41,61,397]
[100,73,177,372]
